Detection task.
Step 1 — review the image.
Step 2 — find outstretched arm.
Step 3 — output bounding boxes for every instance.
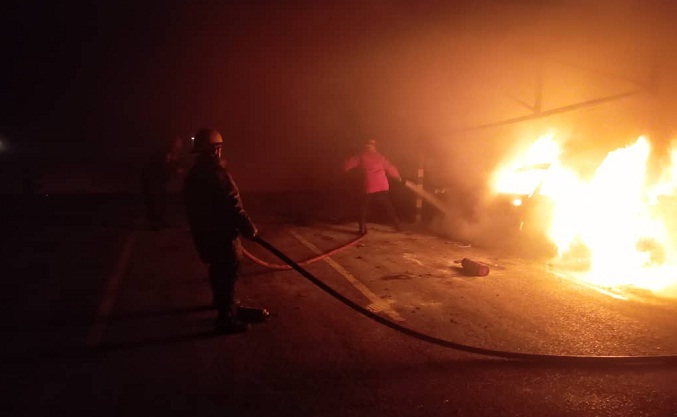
[344,154,360,172]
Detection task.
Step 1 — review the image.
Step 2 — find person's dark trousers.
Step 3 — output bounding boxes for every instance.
[208,238,242,319]
[359,190,401,233]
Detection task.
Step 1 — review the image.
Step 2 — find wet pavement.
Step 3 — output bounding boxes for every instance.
[3,194,677,417]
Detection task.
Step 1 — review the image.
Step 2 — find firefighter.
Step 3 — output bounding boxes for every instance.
[344,138,404,234]
[183,128,267,333]
[141,135,184,230]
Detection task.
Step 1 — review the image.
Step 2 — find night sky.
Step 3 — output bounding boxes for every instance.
[2,1,676,193]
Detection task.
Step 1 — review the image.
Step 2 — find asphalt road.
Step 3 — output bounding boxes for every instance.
[3,195,677,417]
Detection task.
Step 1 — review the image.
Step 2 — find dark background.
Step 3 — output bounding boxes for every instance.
[1,0,676,194]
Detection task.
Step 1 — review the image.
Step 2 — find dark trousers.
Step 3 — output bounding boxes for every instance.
[359,191,400,232]
[207,238,243,319]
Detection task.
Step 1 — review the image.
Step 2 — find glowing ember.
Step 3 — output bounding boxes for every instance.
[493,134,677,293]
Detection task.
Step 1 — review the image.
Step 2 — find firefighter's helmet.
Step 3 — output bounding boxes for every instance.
[192,128,223,154]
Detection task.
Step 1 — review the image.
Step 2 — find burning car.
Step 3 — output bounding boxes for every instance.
[493,132,677,293]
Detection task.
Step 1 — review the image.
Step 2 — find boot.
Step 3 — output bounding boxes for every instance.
[237,306,271,323]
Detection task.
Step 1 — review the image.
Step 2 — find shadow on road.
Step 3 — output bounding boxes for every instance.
[92,329,221,353]
[106,304,215,321]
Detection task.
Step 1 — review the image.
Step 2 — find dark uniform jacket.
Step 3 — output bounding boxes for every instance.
[184,156,257,263]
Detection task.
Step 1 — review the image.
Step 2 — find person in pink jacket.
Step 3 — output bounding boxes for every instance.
[344,139,403,234]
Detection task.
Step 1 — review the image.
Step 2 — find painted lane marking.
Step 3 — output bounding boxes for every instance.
[86,231,138,347]
[289,230,404,322]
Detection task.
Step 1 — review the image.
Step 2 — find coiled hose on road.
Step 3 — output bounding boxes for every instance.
[252,235,677,365]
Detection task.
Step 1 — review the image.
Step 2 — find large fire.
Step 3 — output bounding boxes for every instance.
[493,133,677,293]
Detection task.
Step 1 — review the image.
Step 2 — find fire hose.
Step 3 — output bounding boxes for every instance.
[253,235,677,364]
[242,180,449,270]
[243,234,366,269]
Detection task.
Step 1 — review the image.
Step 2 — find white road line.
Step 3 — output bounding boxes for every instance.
[289,230,405,322]
[86,231,138,347]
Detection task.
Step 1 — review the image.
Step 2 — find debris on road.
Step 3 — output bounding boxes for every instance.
[457,258,490,276]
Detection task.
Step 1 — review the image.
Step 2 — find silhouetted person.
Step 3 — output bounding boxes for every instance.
[344,139,403,234]
[183,128,267,334]
[141,136,184,230]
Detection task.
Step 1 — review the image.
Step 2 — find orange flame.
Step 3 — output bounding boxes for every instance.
[494,134,677,293]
